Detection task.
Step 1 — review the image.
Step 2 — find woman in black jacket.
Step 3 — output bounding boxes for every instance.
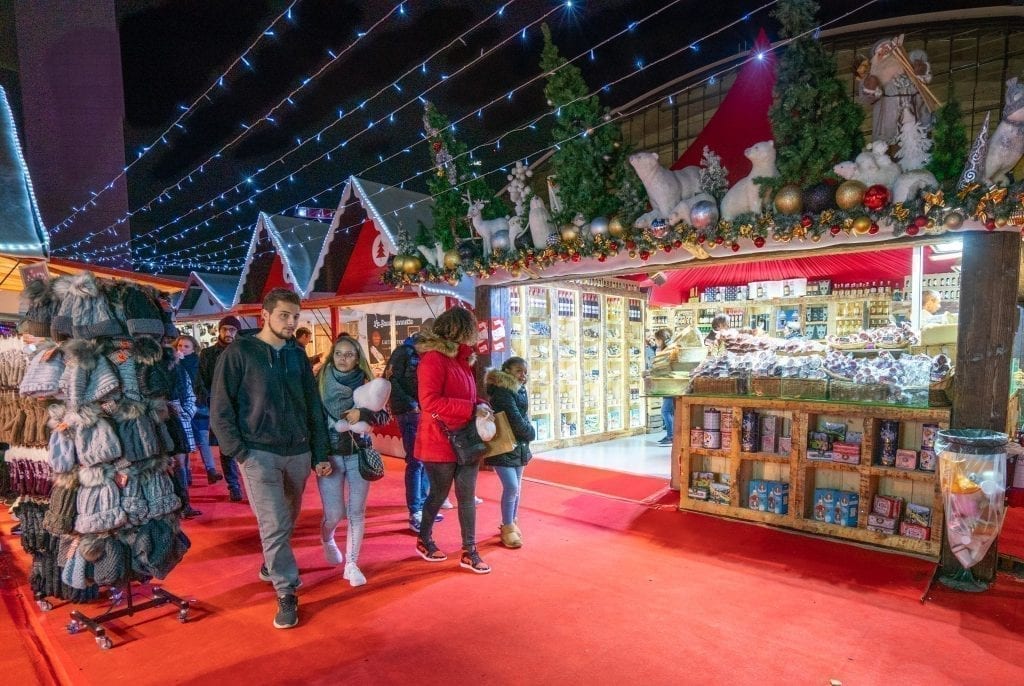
[484,357,535,549]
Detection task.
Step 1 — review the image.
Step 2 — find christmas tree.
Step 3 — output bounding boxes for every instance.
[699,147,730,200]
[926,99,968,183]
[895,107,932,171]
[422,102,508,248]
[540,23,639,225]
[768,0,864,187]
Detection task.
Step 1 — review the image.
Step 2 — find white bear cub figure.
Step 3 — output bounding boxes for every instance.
[720,141,777,221]
[333,377,391,434]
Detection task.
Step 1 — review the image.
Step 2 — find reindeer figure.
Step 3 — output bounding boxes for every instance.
[464,191,511,256]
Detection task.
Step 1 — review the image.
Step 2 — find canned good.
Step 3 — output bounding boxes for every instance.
[690,428,704,448]
[703,408,721,431]
[741,410,759,453]
[721,430,733,450]
[921,423,939,450]
[703,429,721,449]
[721,411,734,431]
[877,420,899,466]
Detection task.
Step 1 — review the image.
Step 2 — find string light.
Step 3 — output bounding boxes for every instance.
[79,0,819,271]
[58,0,529,259]
[50,0,302,235]
[0,86,48,254]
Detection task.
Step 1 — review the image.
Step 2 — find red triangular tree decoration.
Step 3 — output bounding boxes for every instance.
[671,28,777,184]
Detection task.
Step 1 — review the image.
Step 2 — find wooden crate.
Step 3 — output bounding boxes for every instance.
[749,376,782,398]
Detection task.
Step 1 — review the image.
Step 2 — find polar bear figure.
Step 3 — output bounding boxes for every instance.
[720,141,777,221]
[629,151,701,227]
[834,141,903,190]
[892,170,938,203]
[527,196,556,249]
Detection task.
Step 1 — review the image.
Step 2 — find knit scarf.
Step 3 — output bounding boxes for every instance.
[179,353,199,386]
[320,366,365,422]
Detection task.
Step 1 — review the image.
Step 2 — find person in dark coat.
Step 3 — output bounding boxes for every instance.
[175,334,223,485]
[199,315,243,501]
[484,357,535,549]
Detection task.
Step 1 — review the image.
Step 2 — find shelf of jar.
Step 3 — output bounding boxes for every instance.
[738,452,792,463]
[869,465,937,482]
[802,460,861,473]
[690,447,731,458]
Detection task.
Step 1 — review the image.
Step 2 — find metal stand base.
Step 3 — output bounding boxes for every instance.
[937,567,991,593]
[66,585,190,650]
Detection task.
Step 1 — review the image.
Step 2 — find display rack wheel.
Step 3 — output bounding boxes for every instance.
[37,599,53,612]
[66,620,82,634]
[178,608,189,623]
[96,636,113,650]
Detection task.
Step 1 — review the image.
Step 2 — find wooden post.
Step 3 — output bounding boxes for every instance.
[947,231,1021,583]
[330,305,339,341]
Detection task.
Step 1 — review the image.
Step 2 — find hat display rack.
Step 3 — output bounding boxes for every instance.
[8,272,192,650]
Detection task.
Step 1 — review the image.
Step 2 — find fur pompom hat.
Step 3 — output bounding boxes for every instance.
[112,401,164,462]
[20,345,64,399]
[66,404,122,466]
[75,463,127,534]
[46,404,77,473]
[53,272,123,340]
[18,278,57,338]
[60,340,121,412]
[112,283,165,339]
[81,535,126,587]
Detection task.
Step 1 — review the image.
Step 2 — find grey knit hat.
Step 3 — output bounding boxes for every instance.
[42,471,79,535]
[67,404,122,466]
[53,272,123,340]
[46,404,77,473]
[17,278,57,338]
[60,538,94,590]
[107,344,143,403]
[60,340,121,412]
[120,461,150,526]
[113,400,163,462]
[141,462,181,518]
[20,345,64,399]
[83,536,126,587]
[75,464,127,534]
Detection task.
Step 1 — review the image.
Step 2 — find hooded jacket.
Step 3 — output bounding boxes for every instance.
[483,369,535,468]
[384,334,425,415]
[209,335,329,467]
[413,333,487,463]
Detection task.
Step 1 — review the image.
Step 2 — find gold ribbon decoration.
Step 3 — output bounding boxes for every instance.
[974,187,1008,224]
[891,203,911,222]
[922,190,945,214]
[957,183,981,201]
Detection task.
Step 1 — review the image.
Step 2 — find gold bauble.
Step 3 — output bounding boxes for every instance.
[443,250,461,270]
[773,184,803,215]
[510,267,522,278]
[402,255,423,274]
[836,180,868,210]
[811,234,821,243]
[943,212,964,230]
[560,224,579,242]
[608,216,626,238]
[996,216,1008,228]
[852,216,873,235]
[392,255,407,273]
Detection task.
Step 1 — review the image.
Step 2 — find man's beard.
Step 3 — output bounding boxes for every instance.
[268,322,293,342]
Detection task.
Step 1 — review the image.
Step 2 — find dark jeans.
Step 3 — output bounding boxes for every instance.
[397,412,429,515]
[221,453,241,493]
[420,461,479,550]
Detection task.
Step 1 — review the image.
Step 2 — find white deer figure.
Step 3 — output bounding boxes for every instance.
[464,191,511,256]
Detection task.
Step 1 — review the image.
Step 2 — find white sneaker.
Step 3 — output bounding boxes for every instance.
[322,538,343,566]
[343,563,366,587]
[474,496,484,505]
[441,498,455,510]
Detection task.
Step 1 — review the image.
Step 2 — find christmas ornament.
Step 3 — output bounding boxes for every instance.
[996,217,1008,227]
[559,224,579,242]
[975,187,1009,224]
[402,255,423,274]
[753,236,766,248]
[863,185,890,212]
[650,218,669,239]
[810,234,821,243]
[608,216,626,238]
[639,250,650,260]
[590,216,609,237]
[958,111,990,190]
[802,182,837,213]
[546,233,561,247]
[690,200,719,230]
[392,255,407,273]
[922,190,946,214]
[457,239,479,261]
[852,216,873,234]
[730,242,740,252]
[800,216,813,228]
[491,230,511,251]
[868,223,879,235]
[943,212,965,230]
[773,184,803,214]
[986,220,997,231]
[835,180,867,210]
[829,225,842,236]
[906,224,919,236]
[443,250,461,270]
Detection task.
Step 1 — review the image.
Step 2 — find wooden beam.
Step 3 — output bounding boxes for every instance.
[947,231,1021,582]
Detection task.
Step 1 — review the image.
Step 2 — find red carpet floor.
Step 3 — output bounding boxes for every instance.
[2,455,1024,685]
[1001,507,1024,560]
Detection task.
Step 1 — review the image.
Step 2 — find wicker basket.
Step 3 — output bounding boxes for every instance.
[929,373,954,406]
[828,379,890,403]
[749,376,782,397]
[690,376,744,396]
[780,378,829,400]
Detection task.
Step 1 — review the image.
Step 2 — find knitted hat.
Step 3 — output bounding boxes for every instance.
[46,404,77,473]
[54,272,123,340]
[60,340,120,412]
[60,538,94,590]
[92,537,126,586]
[119,285,165,338]
[152,291,179,339]
[107,344,143,403]
[75,464,127,534]
[17,278,57,338]
[49,276,73,339]
[130,518,185,580]
[19,346,64,399]
[141,462,181,518]
[112,400,163,462]
[217,315,242,331]
[42,471,79,535]
[120,461,150,525]
[67,405,122,466]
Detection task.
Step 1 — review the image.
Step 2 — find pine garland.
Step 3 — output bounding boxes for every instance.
[927,100,969,183]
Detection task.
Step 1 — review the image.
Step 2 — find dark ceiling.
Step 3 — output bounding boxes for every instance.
[60,0,999,272]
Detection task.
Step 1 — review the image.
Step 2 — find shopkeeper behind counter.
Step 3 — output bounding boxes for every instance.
[703,314,733,347]
[922,290,942,323]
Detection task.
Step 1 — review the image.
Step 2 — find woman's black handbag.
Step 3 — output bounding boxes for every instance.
[352,433,384,481]
[432,414,487,466]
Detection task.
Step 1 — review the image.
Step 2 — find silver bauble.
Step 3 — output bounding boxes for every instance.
[491,229,511,251]
[690,200,719,230]
[590,216,609,237]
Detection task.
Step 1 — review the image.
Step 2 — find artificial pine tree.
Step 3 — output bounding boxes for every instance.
[768,0,864,187]
[699,147,730,201]
[926,99,968,183]
[540,23,640,225]
[422,102,508,248]
[895,107,932,171]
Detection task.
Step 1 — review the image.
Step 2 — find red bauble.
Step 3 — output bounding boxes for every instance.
[986,220,997,231]
[829,225,841,236]
[432,141,442,153]
[639,250,651,260]
[914,216,928,228]
[715,237,724,245]
[868,222,879,235]
[863,184,890,212]
[800,216,813,228]
[571,253,581,262]
[697,234,706,244]
[625,240,636,250]
[663,245,672,253]
[673,240,683,248]
[906,225,919,236]
[597,254,606,262]
[754,236,766,248]
[731,243,740,252]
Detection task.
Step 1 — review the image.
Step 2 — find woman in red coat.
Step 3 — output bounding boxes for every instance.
[414,307,494,574]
